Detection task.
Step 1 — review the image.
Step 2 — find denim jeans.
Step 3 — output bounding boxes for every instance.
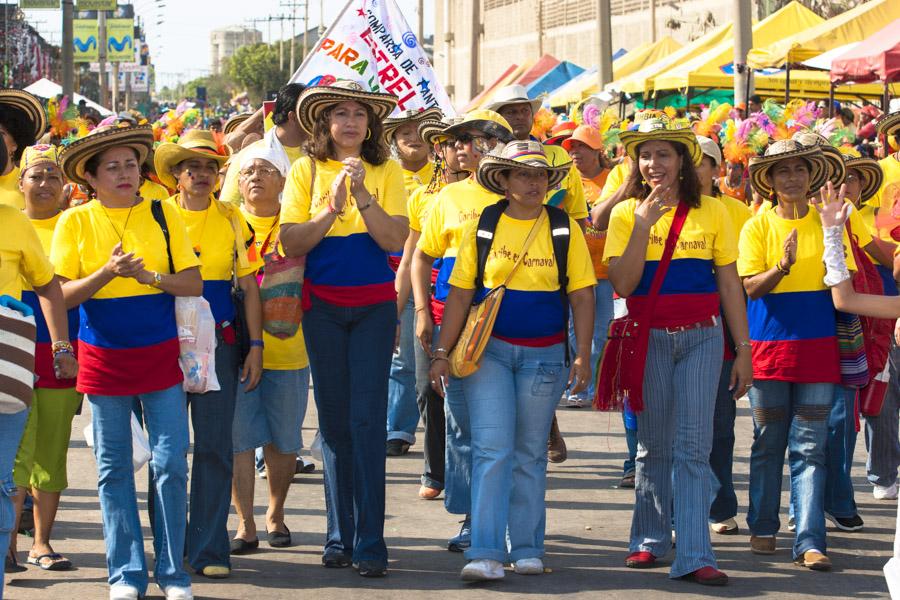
[630,324,723,578]
[89,383,191,593]
[747,380,833,558]
[440,321,471,516]
[303,294,394,564]
[824,385,858,518]
[709,359,738,523]
[866,344,900,487]
[461,338,567,562]
[623,413,638,476]
[568,279,614,401]
[0,409,28,600]
[185,337,238,571]
[414,320,445,490]
[387,297,420,443]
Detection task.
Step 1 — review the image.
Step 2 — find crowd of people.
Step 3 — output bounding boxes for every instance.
[0,77,899,599]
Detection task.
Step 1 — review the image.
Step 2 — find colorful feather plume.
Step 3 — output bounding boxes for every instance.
[47,96,79,139]
[693,101,732,138]
[530,107,557,141]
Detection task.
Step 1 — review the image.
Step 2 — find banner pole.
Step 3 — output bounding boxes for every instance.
[289,0,354,82]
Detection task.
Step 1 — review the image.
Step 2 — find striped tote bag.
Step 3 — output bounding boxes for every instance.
[0,302,37,414]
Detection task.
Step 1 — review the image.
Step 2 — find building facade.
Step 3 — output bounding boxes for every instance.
[210,26,263,75]
[434,0,737,105]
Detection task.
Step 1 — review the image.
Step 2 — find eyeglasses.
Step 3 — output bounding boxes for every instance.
[239,167,280,178]
[453,133,487,145]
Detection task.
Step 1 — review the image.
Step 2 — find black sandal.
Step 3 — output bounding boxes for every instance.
[267,525,292,548]
[229,537,259,555]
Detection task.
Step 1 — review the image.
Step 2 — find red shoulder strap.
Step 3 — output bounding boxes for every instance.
[645,201,690,304]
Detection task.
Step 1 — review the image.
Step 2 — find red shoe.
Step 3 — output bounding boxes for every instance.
[625,551,657,568]
[685,566,728,586]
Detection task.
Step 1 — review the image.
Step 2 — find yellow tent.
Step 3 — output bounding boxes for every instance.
[752,69,900,99]
[653,1,824,91]
[606,24,734,94]
[747,0,900,69]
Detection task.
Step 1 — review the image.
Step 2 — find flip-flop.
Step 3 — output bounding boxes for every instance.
[27,552,73,571]
[267,525,292,548]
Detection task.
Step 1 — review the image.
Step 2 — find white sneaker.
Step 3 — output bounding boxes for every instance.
[460,559,505,581]
[565,395,586,409]
[161,584,194,600]
[513,557,544,575]
[874,482,899,500]
[109,585,140,600]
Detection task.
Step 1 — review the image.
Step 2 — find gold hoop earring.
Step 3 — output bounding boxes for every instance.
[365,128,372,140]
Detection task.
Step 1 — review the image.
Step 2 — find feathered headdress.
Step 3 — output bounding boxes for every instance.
[152,101,202,143]
[720,117,767,165]
[692,101,732,138]
[530,107,558,141]
[47,96,79,139]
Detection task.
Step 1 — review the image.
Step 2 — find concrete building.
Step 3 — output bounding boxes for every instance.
[434,0,736,104]
[210,26,263,75]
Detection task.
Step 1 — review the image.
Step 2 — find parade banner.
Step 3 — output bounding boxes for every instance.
[289,0,454,116]
[20,0,60,9]
[107,18,135,62]
[263,101,276,132]
[131,67,149,93]
[73,19,99,63]
[76,0,115,10]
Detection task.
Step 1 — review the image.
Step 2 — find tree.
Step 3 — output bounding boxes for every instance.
[226,42,293,104]
[756,0,863,20]
[157,74,235,106]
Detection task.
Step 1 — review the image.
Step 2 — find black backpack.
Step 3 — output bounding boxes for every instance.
[474,200,571,366]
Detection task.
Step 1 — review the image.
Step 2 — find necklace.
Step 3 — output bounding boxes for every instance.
[100,197,138,243]
[179,195,211,257]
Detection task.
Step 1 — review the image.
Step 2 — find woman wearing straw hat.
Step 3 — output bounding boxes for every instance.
[154,129,263,579]
[8,145,81,574]
[278,81,408,577]
[0,89,47,209]
[55,125,202,600]
[605,117,751,585]
[428,140,596,582]
[382,107,442,458]
[739,139,848,571]
[0,140,77,593]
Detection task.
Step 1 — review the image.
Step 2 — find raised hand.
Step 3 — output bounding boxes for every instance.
[810,180,851,229]
[330,169,348,213]
[342,157,369,198]
[634,185,675,230]
[780,228,798,271]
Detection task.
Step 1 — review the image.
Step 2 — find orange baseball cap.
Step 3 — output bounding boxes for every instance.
[562,125,604,151]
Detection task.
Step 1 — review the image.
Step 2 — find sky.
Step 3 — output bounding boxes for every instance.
[22,0,435,90]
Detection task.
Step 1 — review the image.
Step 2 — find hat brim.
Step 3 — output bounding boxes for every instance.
[546,132,574,146]
[153,143,229,190]
[845,158,883,203]
[444,120,514,144]
[296,87,398,135]
[748,146,840,198]
[383,107,443,141]
[476,155,571,196]
[485,98,542,115]
[418,119,450,147]
[0,89,48,145]
[876,111,900,138]
[223,113,251,135]
[620,129,703,166]
[59,125,154,187]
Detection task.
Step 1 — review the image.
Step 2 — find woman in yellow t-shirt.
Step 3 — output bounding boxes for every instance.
[429,141,596,582]
[0,90,47,209]
[154,129,263,579]
[278,81,408,577]
[56,126,202,600]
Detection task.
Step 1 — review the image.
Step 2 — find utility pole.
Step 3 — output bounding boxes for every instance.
[99,10,108,108]
[62,0,74,103]
[318,0,324,36]
[280,1,303,76]
[112,62,119,112]
[469,0,480,100]
[417,0,423,44]
[596,0,612,88]
[733,0,753,109]
[536,0,543,58]
[303,0,309,59]
[650,0,656,43]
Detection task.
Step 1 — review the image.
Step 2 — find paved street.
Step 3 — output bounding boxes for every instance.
[3,398,894,599]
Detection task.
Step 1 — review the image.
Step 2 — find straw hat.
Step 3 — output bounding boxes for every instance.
[383,107,443,141]
[418,117,459,147]
[223,113,252,135]
[484,84,542,115]
[444,109,514,144]
[791,130,845,179]
[0,89,48,149]
[545,121,578,146]
[748,139,839,198]
[58,125,154,187]
[154,129,231,190]
[840,151,883,204]
[695,135,723,167]
[295,80,398,135]
[619,117,702,166]
[877,110,900,138]
[476,140,571,196]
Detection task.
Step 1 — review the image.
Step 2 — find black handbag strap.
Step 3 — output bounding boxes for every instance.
[150,199,175,274]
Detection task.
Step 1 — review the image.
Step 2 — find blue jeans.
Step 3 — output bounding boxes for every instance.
[387,297,420,443]
[824,385,858,518]
[866,344,900,487]
[747,380,832,558]
[90,384,190,593]
[0,409,28,600]
[185,338,238,571]
[568,279,614,401]
[303,294,394,564]
[415,320,445,490]
[630,324,723,578]
[233,368,310,455]
[438,322,471,516]
[462,338,567,562]
[709,359,738,523]
[623,411,638,476]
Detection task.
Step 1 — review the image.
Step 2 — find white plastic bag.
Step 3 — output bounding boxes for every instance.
[84,411,151,472]
[175,296,220,394]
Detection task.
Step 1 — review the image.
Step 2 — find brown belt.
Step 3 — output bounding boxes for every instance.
[663,315,719,335]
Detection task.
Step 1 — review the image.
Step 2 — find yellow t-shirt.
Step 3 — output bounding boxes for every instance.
[0,166,24,210]
[220,140,304,205]
[604,196,737,327]
[50,199,201,395]
[165,195,260,325]
[407,185,440,234]
[449,212,596,345]
[598,161,630,202]
[870,154,900,209]
[403,161,434,196]
[0,204,54,299]
[544,145,588,220]
[281,156,407,307]
[140,179,171,202]
[241,208,309,371]
[718,194,752,239]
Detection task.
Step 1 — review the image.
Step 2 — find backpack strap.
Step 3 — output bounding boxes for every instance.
[474,200,507,289]
[545,205,571,367]
[150,199,175,274]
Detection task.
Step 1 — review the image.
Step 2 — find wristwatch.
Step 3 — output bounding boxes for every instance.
[150,271,162,287]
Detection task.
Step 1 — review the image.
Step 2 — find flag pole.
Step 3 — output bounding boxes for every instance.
[289,0,355,82]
